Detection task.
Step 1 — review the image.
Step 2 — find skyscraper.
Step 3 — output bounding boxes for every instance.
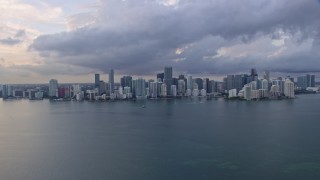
[120,76,132,88]
[284,79,295,98]
[157,73,164,82]
[133,78,146,98]
[95,74,100,89]
[109,69,114,95]
[164,66,173,95]
[261,79,269,90]
[187,75,193,90]
[1,85,8,99]
[49,79,58,97]
[263,70,270,82]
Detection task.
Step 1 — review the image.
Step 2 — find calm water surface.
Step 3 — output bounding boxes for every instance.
[1,95,320,180]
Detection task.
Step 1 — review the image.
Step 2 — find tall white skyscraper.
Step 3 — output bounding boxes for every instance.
[109,69,114,95]
[284,79,295,98]
[49,79,58,97]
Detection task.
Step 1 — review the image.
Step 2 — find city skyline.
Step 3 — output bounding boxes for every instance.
[1,0,320,83]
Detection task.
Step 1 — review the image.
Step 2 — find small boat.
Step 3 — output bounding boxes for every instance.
[141,105,146,108]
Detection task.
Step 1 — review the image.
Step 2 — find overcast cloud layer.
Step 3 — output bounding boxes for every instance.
[22,0,320,77]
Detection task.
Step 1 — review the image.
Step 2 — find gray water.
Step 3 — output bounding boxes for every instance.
[1,95,320,180]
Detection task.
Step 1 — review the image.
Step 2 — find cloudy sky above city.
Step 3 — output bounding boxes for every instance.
[1,0,320,83]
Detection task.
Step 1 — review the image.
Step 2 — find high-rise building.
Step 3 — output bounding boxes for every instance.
[171,85,177,97]
[178,79,186,95]
[2,85,8,99]
[95,74,100,90]
[194,78,203,90]
[109,69,114,95]
[187,75,193,90]
[284,79,295,98]
[202,78,209,92]
[49,79,58,97]
[149,82,158,98]
[244,85,252,100]
[160,83,167,97]
[133,78,146,98]
[99,81,106,95]
[298,74,316,89]
[226,75,235,91]
[120,76,132,89]
[272,80,284,94]
[164,66,173,95]
[261,79,269,90]
[250,68,258,81]
[157,73,164,82]
[263,70,270,82]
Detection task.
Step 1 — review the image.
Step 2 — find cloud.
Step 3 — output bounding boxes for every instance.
[29,0,320,76]
[0,37,21,45]
[15,30,26,38]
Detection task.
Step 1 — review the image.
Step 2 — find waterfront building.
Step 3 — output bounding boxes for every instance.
[192,89,199,97]
[228,89,237,98]
[251,90,259,99]
[261,79,269,90]
[99,81,106,95]
[2,85,8,98]
[200,89,207,96]
[250,81,257,90]
[49,79,58,97]
[203,78,209,92]
[133,78,146,98]
[120,76,132,89]
[95,74,100,92]
[284,79,295,98]
[13,89,24,98]
[186,89,192,96]
[164,67,173,95]
[157,73,164,82]
[187,75,193,90]
[161,83,167,97]
[178,80,186,96]
[149,82,158,98]
[272,80,284,94]
[244,85,252,100]
[109,69,115,95]
[297,74,316,89]
[263,70,270,82]
[194,78,203,90]
[270,85,280,97]
[171,85,177,97]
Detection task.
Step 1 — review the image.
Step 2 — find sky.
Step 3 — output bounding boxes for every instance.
[1,0,320,83]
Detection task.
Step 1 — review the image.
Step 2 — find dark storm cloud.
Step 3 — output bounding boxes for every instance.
[0,37,21,45]
[30,0,320,76]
